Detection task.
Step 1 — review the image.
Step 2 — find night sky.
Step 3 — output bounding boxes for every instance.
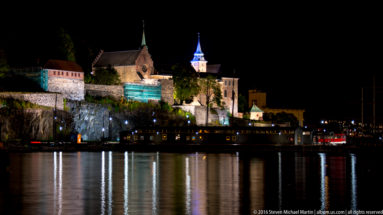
[1,4,381,123]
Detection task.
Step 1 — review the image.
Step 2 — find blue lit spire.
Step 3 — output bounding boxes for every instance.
[192,33,206,61]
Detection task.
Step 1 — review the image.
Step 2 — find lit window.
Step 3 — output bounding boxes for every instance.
[162,134,167,141]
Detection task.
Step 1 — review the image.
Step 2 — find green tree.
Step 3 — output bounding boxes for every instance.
[198,75,222,126]
[238,93,247,113]
[56,28,76,62]
[172,64,200,104]
[0,49,10,78]
[93,65,121,85]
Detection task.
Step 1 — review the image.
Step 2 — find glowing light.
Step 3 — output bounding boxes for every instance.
[153,118,157,123]
[188,120,191,124]
[125,120,128,125]
[351,120,355,125]
[59,126,63,131]
[196,132,199,135]
[321,120,325,124]
[272,124,275,127]
[102,128,105,132]
[109,117,112,121]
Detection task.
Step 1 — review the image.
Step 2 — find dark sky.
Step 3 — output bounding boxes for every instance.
[1,3,381,123]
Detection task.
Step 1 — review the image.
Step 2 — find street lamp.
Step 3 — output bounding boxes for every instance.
[125,120,128,125]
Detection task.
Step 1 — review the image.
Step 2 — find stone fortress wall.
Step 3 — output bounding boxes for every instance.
[85,84,124,100]
[0,92,64,110]
[48,77,84,101]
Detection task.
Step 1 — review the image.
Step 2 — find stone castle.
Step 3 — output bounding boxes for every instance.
[4,25,239,126]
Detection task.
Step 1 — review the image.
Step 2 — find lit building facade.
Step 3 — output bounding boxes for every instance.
[190,34,239,117]
[92,27,173,104]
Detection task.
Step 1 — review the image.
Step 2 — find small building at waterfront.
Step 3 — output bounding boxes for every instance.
[250,104,264,121]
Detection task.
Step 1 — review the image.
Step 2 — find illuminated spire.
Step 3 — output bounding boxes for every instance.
[192,32,205,61]
[141,20,147,47]
[191,32,207,72]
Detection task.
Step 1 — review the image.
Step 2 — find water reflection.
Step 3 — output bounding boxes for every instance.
[2,151,383,214]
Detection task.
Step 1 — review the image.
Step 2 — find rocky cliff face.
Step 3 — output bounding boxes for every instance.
[68,101,189,141]
[0,109,72,142]
[0,100,189,142]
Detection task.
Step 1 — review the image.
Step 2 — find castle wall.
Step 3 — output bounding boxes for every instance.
[114,65,141,83]
[159,79,174,105]
[0,92,64,110]
[48,77,84,101]
[221,78,239,117]
[85,84,124,100]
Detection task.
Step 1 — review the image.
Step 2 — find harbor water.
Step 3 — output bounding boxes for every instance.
[1,151,383,214]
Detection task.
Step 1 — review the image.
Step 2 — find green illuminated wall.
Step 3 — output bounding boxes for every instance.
[124,83,161,103]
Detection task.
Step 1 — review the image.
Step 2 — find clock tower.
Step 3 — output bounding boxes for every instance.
[190,33,207,72]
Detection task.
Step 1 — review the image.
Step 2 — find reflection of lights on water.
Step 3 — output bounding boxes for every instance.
[124,152,128,215]
[278,152,282,210]
[108,151,113,215]
[58,152,62,215]
[101,151,105,215]
[53,152,57,212]
[319,153,327,211]
[185,157,191,214]
[152,161,157,214]
[351,154,357,210]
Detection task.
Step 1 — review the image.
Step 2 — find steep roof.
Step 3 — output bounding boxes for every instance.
[44,59,83,72]
[93,50,141,67]
[250,104,263,112]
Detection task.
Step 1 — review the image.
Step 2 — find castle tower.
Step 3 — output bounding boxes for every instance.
[190,33,207,72]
